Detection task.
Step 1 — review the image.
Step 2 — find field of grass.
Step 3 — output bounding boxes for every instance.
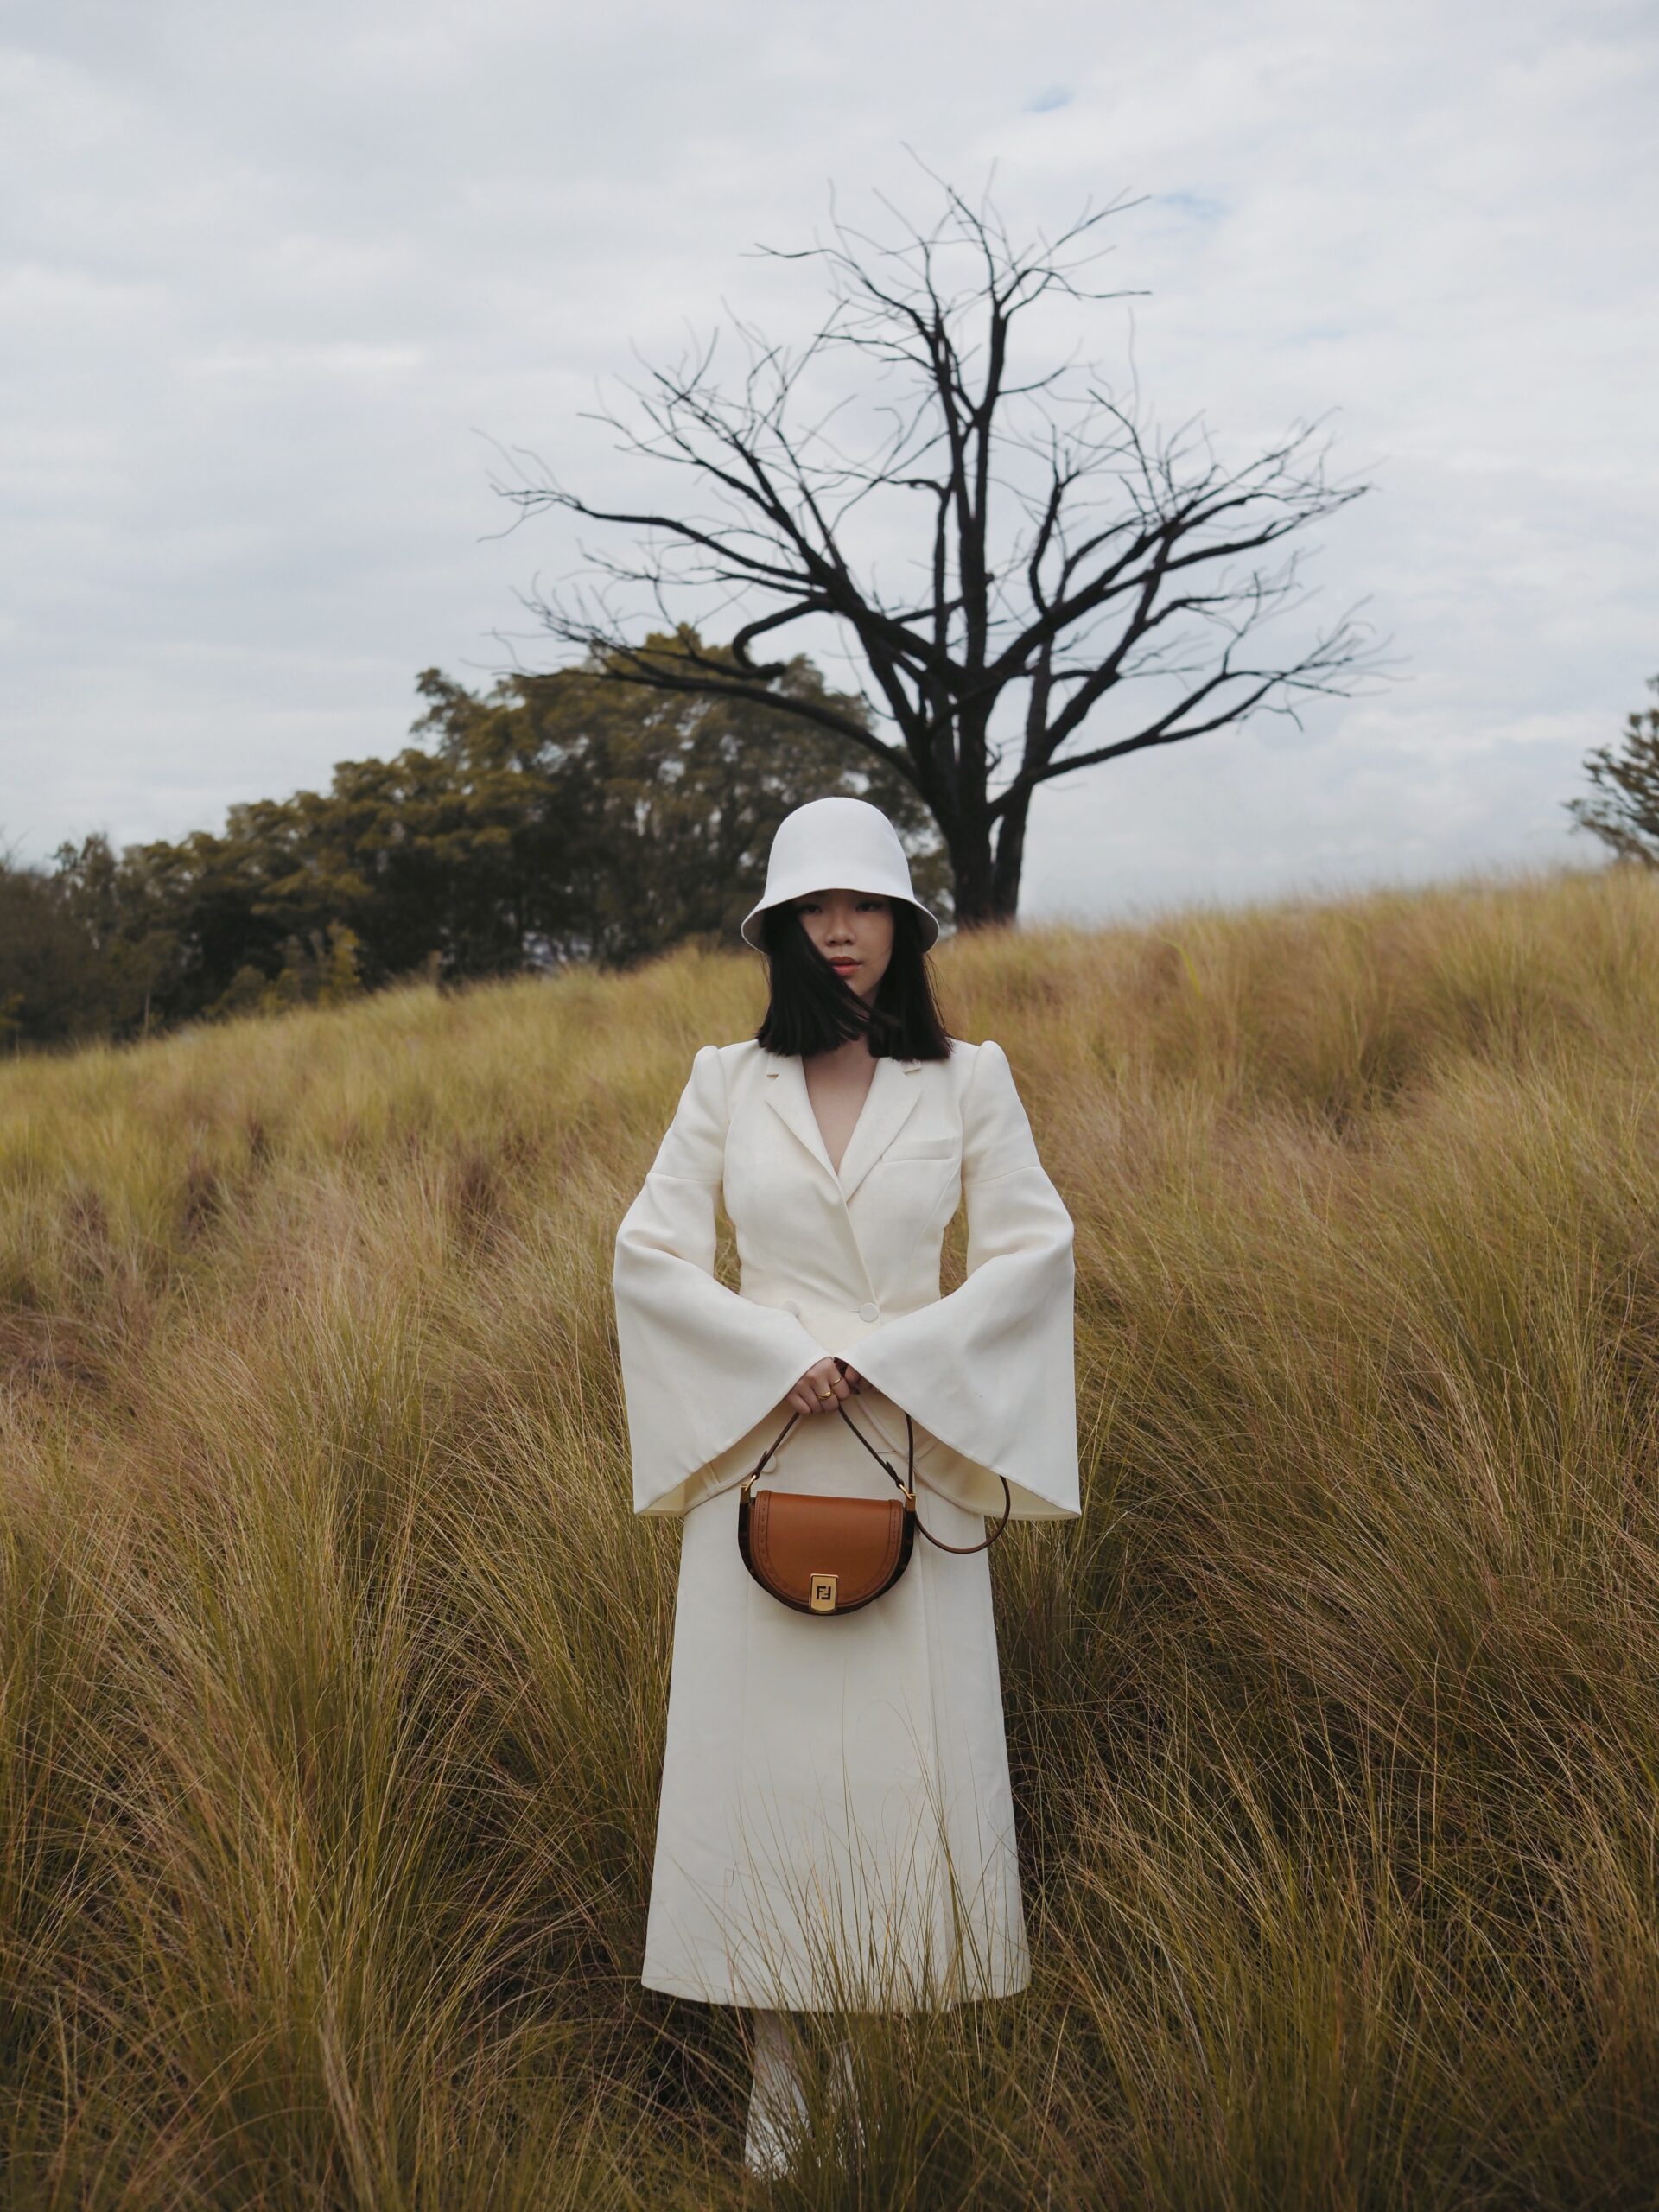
[4,861,1659,2209]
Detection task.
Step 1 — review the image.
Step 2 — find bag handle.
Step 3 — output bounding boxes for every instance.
[738,1366,1013,1558]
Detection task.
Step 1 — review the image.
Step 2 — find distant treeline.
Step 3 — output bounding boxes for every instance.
[2,640,951,1050]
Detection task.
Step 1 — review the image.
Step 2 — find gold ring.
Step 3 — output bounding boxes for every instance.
[817,1389,836,1402]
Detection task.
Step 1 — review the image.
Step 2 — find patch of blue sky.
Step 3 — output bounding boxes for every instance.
[1151,189,1228,225]
[1025,86,1073,112]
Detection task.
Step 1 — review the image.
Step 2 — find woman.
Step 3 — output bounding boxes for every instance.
[611,796,1079,2173]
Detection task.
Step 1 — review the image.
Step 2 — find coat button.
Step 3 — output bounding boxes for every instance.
[858,1300,880,1323]
[783,1300,802,1318]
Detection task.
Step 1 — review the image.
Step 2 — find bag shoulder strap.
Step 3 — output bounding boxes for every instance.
[739,1389,1012,1558]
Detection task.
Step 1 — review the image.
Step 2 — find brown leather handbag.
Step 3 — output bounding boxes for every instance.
[737,1363,1013,1616]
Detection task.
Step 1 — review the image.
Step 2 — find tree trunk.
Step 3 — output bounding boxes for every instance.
[943,805,1023,929]
[988,791,1031,922]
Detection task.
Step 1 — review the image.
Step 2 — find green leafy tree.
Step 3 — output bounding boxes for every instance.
[318,923,365,1007]
[0,856,102,1046]
[0,843,177,1045]
[18,638,948,1046]
[1567,675,1659,866]
[416,639,950,968]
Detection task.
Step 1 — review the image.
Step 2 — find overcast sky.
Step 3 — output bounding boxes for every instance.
[3,0,1655,925]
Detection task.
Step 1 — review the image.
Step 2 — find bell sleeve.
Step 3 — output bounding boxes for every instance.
[613,1043,828,1517]
[829,1039,1080,1522]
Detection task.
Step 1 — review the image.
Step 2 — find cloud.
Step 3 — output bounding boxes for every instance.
[1,0,1655,926]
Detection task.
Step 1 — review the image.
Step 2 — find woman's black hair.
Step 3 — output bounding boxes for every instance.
[753,895,953,1060]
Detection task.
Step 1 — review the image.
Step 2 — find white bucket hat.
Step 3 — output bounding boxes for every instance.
[741,796,941,950]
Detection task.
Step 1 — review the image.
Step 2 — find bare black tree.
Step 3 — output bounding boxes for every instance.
[495,175,1382,926]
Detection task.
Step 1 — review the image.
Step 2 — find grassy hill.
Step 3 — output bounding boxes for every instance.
[3,862,1659,2208]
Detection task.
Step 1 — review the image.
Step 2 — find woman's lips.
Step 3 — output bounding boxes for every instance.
[830,959,859,970]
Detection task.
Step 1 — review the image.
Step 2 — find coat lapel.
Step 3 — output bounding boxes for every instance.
[762,1051,924,1205]
[762,1052,838,1184]
[836,1053,923,1202]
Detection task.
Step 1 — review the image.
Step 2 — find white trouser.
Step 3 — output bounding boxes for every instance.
[741,2010,863,2175]
[742,2010,808,2177]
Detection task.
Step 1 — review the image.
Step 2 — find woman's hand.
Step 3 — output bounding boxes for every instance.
[786,1356,867,1415]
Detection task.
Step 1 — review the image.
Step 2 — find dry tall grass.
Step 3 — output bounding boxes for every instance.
[3,862,1659,2208]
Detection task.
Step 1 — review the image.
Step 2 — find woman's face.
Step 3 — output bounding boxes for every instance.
[790,887,894,1003]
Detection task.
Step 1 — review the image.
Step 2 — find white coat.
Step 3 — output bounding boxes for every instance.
[612,1035,1079,2012]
